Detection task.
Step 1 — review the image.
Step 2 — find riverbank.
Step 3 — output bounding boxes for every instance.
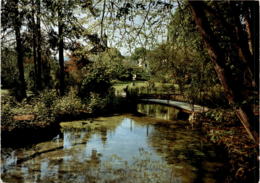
[1,88,137,147]
[197,111,259,183]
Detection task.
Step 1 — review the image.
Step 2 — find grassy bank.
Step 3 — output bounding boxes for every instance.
[113,81,178,95]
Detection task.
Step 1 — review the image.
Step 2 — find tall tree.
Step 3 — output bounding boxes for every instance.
[36,0,42,90]
[29,0,38,90]
[12,0,27,100]
[188,0,259,143]
[58,2,65,96]
[43,0,87,96]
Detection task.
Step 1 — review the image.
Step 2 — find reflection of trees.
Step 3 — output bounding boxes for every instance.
[88,149,101,167]
[9,129,95,168]
[3,116,128,183]
[147,123,227,182]
[137,103,180,120]
[14,140,88,167]
[100,128,108,145]
[79,149,102,183]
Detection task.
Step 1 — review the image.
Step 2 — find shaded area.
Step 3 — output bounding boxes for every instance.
[1,122,60,148]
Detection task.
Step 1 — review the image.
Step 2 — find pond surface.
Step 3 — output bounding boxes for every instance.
[1,105,227,183]
[137,103,181,121]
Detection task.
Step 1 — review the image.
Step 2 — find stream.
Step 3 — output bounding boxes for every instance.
[1,104,227,183]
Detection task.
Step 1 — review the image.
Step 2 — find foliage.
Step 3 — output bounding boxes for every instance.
[133,67,150,81]
[1,96,15,125]
[1,88,116,126]
[202,118,258,182]
[79,63,112,97]
[32,100,51,121]
[1,48,19,89]
[144,4,225,107]
[94,48,132,81]
[38,90,57,108]
[53,88,86,116]
[87,92,108,114]
[130,47,148,64]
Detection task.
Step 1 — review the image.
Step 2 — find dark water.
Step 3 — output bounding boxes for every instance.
[1,105,227,183]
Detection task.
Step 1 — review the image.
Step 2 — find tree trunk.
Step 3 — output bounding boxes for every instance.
[188,1,258,143]
[231,3,256,89]
[58,8,65,96]
[202,2,256,89]
[31,0,37,91]
[244,2,259,89]
[14,0,26,101]
[244,2,259,59]
[36,0,42,90]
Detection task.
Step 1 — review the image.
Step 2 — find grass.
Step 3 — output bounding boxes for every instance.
[112,81,178,95]
[113,81,148,92]
[1,89,10,97]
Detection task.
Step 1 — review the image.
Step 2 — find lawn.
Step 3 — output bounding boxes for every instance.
[112,81,178,95]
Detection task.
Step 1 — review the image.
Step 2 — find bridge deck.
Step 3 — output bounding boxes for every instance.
[139,99,209,113]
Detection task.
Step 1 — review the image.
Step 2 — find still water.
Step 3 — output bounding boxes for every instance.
[137,103,181,121]
[1,104,226,183]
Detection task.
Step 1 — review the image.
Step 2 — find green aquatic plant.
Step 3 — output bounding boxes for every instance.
[95,149,178,183]
[60,115,124,132]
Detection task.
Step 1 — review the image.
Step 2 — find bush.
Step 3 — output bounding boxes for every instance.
[79,65,112,97]
[40,90,57,108]
[87,92,107,113]
[204,108,239,125]
[32,100,51,121]
[1,86,121,127]
[1,100,13,126]
[134,68,150,81]
[52,88,86,116]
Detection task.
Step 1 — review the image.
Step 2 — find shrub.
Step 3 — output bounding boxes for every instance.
[79,65,112,97]
[87,92,107,113]
[204,108,239,125]
[33,101,51,121]
[53,88,86,116]
[40,90,57,108]
[1,101,13,126]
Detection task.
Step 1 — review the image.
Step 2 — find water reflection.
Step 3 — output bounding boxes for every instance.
[137,103,180,120]
[1,151,17,173]
[63,132,73,149]
[147,124,224,183]
[1,114,226,183]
